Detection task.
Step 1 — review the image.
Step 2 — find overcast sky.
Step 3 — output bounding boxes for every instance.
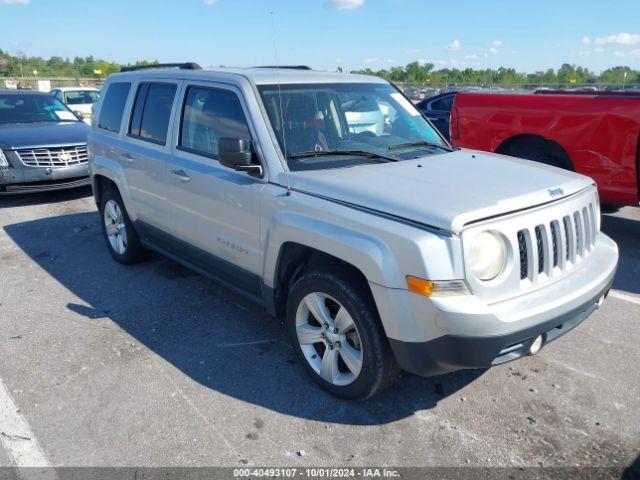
[1,0,639,72]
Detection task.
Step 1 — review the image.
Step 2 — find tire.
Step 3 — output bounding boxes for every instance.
[601,204,620,214]
[99,187,147,265]
[519,148,564,168]
[509,144,572,171]
[286,267,399,400]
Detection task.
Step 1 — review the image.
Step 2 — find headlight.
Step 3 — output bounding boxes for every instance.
[470,231,507,281]
[0,149,9,168]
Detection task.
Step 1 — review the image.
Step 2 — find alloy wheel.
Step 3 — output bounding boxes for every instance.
[295,292,363,386]
[103,199,128,255]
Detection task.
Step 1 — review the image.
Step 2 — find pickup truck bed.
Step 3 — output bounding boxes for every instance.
[450,91,640,206]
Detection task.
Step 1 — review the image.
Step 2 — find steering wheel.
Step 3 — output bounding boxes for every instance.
[351,130,377,141]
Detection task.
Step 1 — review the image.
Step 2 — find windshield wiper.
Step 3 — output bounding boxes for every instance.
[288,150,399,162]
[388,141,453,152]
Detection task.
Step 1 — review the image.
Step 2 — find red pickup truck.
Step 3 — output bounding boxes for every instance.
[450,91,640,206]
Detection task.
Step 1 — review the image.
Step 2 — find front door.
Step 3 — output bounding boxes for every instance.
[164,83,266,296]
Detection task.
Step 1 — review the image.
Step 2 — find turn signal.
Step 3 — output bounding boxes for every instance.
[406,276,469,297]
[406,276,434,296]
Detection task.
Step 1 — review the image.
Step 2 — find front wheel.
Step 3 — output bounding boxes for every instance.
[286,268,398,400]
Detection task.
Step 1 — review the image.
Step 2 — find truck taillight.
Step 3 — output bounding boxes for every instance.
[450,106,460,142]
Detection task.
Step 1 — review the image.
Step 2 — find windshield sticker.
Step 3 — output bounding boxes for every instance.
[391,93,420,117]
[53,110,77,121]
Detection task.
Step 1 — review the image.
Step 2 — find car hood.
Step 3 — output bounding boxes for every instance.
[287,149,594,233]
[0,122,90,149]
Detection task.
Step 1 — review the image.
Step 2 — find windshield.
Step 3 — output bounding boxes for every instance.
[64,90,100,105]
[258,82,449,171]
[0,94,79,124]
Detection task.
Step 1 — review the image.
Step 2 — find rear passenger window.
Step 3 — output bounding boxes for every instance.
[430,95,454,112]
[179,87,251,159]
[98,82,131,132]
[128,83,176,145]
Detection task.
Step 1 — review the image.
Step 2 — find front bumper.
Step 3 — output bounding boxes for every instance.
[373,233,619,376]
[0,163,89,194]
[389,279,612,376]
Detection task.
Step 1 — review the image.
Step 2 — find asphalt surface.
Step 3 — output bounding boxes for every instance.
[0,187,638,469]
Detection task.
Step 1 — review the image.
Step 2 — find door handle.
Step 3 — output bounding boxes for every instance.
[120,152,135,163]
[171,169,191,183]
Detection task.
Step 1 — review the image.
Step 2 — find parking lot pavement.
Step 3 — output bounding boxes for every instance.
[0,188,638,469]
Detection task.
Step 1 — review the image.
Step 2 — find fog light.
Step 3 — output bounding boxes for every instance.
[529,335,543,355]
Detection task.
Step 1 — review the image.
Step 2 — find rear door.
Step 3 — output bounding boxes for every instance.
[163,82,267,295]
[120,80,180,233]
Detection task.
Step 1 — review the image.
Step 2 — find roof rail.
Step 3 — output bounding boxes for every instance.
[254,65,312,70]
[120,62,202,72]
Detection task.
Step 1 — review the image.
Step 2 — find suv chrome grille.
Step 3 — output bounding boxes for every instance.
[16,145,88,168]
[517,202,597,283]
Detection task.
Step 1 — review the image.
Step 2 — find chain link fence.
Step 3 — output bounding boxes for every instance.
[395,82,640,100]
[1,76,104,91]
[2,75,639,98]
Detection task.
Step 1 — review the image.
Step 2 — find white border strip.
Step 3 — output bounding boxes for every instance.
[609,290,640,306]
[0,381,57,479]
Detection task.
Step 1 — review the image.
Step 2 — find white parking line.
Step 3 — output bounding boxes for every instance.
[609,290,640,306]
[0,381,58,480]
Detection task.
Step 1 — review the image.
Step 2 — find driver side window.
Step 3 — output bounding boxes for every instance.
[179,86,251,161]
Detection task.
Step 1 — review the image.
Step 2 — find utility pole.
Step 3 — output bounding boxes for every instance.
[623,71,627,90]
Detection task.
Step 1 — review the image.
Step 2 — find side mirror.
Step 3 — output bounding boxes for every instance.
[73,110,85,121]
[218,137,262,176]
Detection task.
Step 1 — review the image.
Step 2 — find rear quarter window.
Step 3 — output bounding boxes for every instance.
[98,82,131,132]
[430,95,454,112]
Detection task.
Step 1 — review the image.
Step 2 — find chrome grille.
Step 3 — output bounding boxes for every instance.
[16,145,88,168]
[517,201,597,285]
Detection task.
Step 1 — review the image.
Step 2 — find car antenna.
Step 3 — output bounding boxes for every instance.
[271,10,291,197]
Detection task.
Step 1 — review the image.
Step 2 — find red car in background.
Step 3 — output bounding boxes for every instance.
[450,91,640,207]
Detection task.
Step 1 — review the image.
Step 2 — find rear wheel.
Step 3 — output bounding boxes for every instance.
[502,139,573,171]
[99,187,147,264]
[286,267,398,400]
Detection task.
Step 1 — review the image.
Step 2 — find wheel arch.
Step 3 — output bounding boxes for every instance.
[92,173,117,207]
[496,133,575,171]
[270,242,375,319]
[90,155,137,221]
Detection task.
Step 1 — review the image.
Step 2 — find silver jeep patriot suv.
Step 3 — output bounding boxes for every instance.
[88,64,618,399]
